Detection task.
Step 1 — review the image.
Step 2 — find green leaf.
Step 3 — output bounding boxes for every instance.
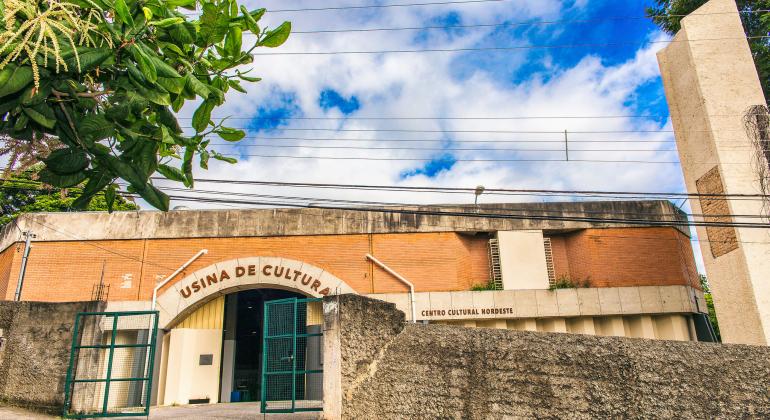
[152,17,185,27]
[215,126,245,141]
[105,184,117,212]
[142,6,152,20]
[141,47,182,78]
[199,3,230,45]
[80,114,115,142]
[157,76,186,94]
[237,72,261,83]
[240,6,261,34]
[130,45,157,83]
[13,112,28,131]
[103,155,145,187]
[212,151,237,164]
[182,146,194,187]
[157,163,187,183]
[200,149,210,169]
[44,148,89,175]
[131,140,159,181]
[165,0,196,8]
[136,84,172,106]
[39,168,88,188]
[157,106,182,133]
[22,104,56,129]
[159,42,186,57]
[69,48,113,73]
[0,65,33,98]
[137,183,169,211]
[113,0,135,27]
[259,22,291,48]
[192,100,214,132]
[185,74,211,99]
[167,22,197,44]
[72,170,114,209]
[224,26,242,57]
[227,79,246,93]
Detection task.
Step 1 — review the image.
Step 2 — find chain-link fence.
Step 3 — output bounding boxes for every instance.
[261,298,323,413]
[63,311,159,418]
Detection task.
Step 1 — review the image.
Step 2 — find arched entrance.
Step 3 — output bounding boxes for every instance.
[155,257,356,330]
[154,257,355,407]
[221,288,306,404]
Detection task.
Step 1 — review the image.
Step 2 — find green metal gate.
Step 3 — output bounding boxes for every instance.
[63,311,159,418]
[261,298,323,413]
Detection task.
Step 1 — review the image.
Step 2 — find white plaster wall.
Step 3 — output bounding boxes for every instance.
[161,329,222,405]
[496,230,550,290]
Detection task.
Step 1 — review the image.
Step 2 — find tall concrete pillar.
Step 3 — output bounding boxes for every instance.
[658,0,770,345]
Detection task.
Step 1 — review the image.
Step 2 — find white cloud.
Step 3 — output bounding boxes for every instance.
[149,0,700,273]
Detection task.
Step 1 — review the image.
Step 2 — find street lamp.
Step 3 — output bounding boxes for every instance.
[474,185,485,206]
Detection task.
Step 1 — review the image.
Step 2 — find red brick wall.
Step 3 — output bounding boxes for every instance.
[546,235,571,280]
[0,246,17,300]
[1,227,700,303]
[458,234,493,289]
[558,228,700,289]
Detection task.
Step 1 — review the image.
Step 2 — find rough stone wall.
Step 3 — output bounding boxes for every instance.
[334,295,770,419]
[0,300,102,413]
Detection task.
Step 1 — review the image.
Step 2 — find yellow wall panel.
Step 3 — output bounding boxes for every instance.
[176,296,224,330]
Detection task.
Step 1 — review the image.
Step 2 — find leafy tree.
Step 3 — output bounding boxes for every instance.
[647,1,770,104]
[699,274,721,341]
[0,165,138,227]
[0,0,290,210]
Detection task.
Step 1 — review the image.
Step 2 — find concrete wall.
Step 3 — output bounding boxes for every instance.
[658,0,770,345]
[323,295,770,419]
[0,200,690,253]
[0,300,102,413]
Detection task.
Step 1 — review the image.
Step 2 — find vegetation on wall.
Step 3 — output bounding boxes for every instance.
[470,280,500,291]
[0,165,138,228]
[700,274,721,341]
[647,1,770,105]
[0,0,290,211]
[548,275,591,291]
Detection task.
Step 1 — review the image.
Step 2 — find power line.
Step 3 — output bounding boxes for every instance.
[253,0,507,13]
[250,36,770,56]
[280,10,770,34]
[186,127,674,134]
[213,153,685,163]
[155,186,768,218]
[24,219,177,272]
[180,114,673,121]
[206,143,678,152]
[205,136,679,144]
[203,153,749,165]
[4,177,766,202]
[176,178,770,199]
[177,196,770,245]
[147,192,770,229]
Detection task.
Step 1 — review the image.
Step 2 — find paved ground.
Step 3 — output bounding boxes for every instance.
[0,403,320,419]
[0,406,54,419]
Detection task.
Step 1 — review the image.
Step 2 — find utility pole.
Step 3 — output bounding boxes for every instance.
[564,130,569,161]
[14,230,36,301]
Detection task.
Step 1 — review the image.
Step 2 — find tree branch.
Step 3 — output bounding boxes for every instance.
[51,89,112,98]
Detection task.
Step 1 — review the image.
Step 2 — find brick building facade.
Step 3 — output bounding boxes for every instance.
[0,200,711,407]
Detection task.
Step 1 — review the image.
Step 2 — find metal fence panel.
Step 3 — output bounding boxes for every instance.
[63,311,159,418]
[261,298,323,413]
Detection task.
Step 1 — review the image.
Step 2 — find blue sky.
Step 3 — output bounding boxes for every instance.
[163,0,708,270]
[179,0,687,206]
